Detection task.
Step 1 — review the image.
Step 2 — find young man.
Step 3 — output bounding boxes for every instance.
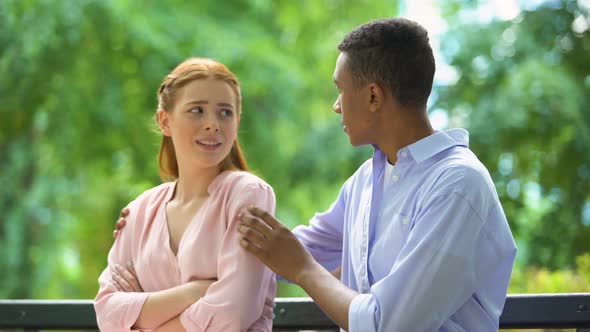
[237,18,517,331]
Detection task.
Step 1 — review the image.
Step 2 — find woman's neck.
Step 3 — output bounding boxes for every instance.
[173,166,221,204]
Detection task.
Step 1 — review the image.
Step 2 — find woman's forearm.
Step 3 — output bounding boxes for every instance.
[153,316,185,332]
[133,280,211,329]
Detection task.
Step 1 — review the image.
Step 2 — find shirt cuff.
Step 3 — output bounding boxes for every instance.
[179,308,207,332]
[125,292,153,331]
[349,293,377,332]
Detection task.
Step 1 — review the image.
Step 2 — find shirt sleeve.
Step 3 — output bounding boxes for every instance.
[179,183,276,332]
[349,191,513,332]
[292,180,348,272]
[94,201,152,332]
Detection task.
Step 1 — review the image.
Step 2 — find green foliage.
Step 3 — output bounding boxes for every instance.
[0,0,396,298]
[504,254,590,332]
[1,0,588,302]
[510,254,590,294]
[436,0,590,269]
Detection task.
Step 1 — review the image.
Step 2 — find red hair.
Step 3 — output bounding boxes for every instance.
[156,57,248,182]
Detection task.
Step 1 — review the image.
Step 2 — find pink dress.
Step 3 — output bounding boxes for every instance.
[94,171,276,331]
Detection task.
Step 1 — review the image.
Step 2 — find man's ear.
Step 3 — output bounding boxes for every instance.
[157,109,172,136]
[368,83,384,113]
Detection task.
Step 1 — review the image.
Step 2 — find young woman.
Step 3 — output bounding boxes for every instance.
[94,57,276,332]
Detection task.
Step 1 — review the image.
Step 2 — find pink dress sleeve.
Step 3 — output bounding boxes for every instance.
[94,199,152,332]
[179,182,277,332]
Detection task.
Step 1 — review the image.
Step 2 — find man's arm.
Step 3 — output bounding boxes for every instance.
[240,189,514,331]
[239,207,357,330]
[291,183,348,273]
[296,261,357,330]
[331,266,342,279]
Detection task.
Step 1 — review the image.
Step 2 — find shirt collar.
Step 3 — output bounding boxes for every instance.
[372,128,470,164]
[165,170,233,201]
[408,128,469,163]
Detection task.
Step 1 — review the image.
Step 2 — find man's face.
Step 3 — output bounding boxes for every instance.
[332,53,375,146]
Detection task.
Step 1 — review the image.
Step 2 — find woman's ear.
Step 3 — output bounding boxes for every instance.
[157,109,172,136]
[368,83,384,113]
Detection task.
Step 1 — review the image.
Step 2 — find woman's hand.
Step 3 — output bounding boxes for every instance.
[111,261,144,292]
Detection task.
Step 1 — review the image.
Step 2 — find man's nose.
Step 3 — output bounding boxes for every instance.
[333,97,341,114]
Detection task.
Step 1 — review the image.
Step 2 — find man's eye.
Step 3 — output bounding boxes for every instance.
[189,106,204,113]
[221,109,234,117]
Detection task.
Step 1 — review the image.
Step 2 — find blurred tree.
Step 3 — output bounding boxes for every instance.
[0,0,397,298]
[2,0,588,302]
[436,0,590,269]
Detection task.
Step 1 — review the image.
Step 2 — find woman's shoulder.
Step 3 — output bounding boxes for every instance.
[215,171,276,214]
[216,170,274,193]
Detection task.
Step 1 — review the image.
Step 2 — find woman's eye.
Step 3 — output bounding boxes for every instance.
[220,109,234,117]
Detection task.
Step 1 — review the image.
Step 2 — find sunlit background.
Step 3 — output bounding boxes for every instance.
[1,0,589,330]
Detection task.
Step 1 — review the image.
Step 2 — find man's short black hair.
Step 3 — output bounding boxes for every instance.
[338,18,435,108]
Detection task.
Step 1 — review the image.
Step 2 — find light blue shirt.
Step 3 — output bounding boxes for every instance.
[293,129,517,332]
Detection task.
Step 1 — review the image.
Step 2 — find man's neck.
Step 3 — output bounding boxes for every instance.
[377,108,434,165]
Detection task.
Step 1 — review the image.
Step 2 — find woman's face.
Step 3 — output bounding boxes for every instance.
[158,78,239,172]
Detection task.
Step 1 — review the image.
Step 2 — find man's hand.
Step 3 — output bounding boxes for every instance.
[113,207,130,239]
[331,266,342,279]
[238,206,316,284]
[111,261,144,292]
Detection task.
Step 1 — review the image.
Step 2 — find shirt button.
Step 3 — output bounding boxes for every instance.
[402,218,408,224]
[401,151,408,158]
[393,175,399,182]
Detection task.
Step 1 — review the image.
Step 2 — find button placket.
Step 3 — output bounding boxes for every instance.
[359,192,371,293]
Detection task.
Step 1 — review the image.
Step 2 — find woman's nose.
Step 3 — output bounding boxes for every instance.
[204,115,220,131]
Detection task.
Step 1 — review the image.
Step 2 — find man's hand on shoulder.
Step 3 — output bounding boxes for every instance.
[113,207,130,239]
[237,206,317,284]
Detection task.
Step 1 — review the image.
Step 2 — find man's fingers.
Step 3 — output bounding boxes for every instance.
[248,206,280,229]
[239,212,272,238]
[240,238,264,256]
[113,230,119,239]
[119,207,130,218]
[238,223,266,243]
[116,217,126,230]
